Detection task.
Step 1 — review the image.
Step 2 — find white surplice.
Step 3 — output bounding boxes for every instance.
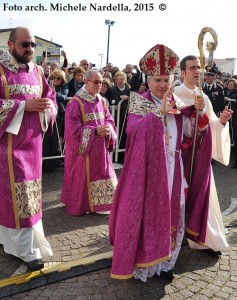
[0,220,53,262]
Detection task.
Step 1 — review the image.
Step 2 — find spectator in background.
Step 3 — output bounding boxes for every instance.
[111,67,120,81]
[80,59,90,71]
[102,66,108,72]
[61,67,71,83]
[42,63,51,79]
[124,64,134,85]
[130,63,148,93]
[68,67,75,79]
[111,71,130,163]
[103,71,113,83]
[224,78,237,168]
[100,78,113,105]
[50,61,59,72]
[43,69,68,172]
[203,66,225,117]
[68,66,85,97]
[106,62,113,73]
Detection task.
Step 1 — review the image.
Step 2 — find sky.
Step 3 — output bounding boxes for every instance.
[1,0,237,72]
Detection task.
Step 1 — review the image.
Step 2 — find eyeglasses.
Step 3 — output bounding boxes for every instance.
[53,77,62,80]
[88,80,102,85]
[187,66,201,71]
[20,41,37,48]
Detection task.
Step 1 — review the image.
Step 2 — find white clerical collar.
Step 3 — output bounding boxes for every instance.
[150,92,162,106]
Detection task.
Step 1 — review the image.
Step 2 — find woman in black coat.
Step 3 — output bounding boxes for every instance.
[67,67,85,97]
[110,71,130,163]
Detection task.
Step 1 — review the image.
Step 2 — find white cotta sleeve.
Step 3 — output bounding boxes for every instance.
[211,119,231,166]
[6,101,25,135]
[39,99,57,132]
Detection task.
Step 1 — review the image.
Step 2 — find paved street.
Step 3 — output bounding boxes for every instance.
[0,153,237,300]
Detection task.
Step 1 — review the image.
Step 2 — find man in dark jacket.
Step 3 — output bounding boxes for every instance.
[203,66,225,117]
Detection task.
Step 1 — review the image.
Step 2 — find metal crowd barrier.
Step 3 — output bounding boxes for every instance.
[42,119,65,160]
[42,97,72,161]
[110,99,127,162]
[225,97,236,147]
[42,98,127,162]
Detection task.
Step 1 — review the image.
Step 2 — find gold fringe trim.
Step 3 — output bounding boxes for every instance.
[186,227,205,246]
[186,226,200,236]
[135,254,171,268]
[111,254,171,279]
[111,273,133,280]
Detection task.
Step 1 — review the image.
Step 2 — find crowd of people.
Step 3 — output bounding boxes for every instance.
[40,53,237,169]
[0,27,235,284]
[40,58,150,164]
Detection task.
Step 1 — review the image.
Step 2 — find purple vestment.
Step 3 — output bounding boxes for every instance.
[109,91,188,279]
[61,88,118,215]
[0,51,57,229]
[182,126,212,245]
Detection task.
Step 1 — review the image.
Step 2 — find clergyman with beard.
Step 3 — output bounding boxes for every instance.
[0,27,57,271]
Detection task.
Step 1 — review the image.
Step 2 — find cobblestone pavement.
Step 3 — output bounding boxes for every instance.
[1,154,237,300]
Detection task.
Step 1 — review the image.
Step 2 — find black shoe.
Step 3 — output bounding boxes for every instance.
[202,249,222,257]
[182,237,188,246]
[25,259,44,271]
[231,164,237,169]
[160,270,175,281]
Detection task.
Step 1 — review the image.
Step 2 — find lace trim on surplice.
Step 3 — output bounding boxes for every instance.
[133,204,185,282]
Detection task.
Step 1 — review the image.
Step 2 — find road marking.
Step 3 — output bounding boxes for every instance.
[222,198,237,216]
[1,251,112,288]
[10,261,61,277]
